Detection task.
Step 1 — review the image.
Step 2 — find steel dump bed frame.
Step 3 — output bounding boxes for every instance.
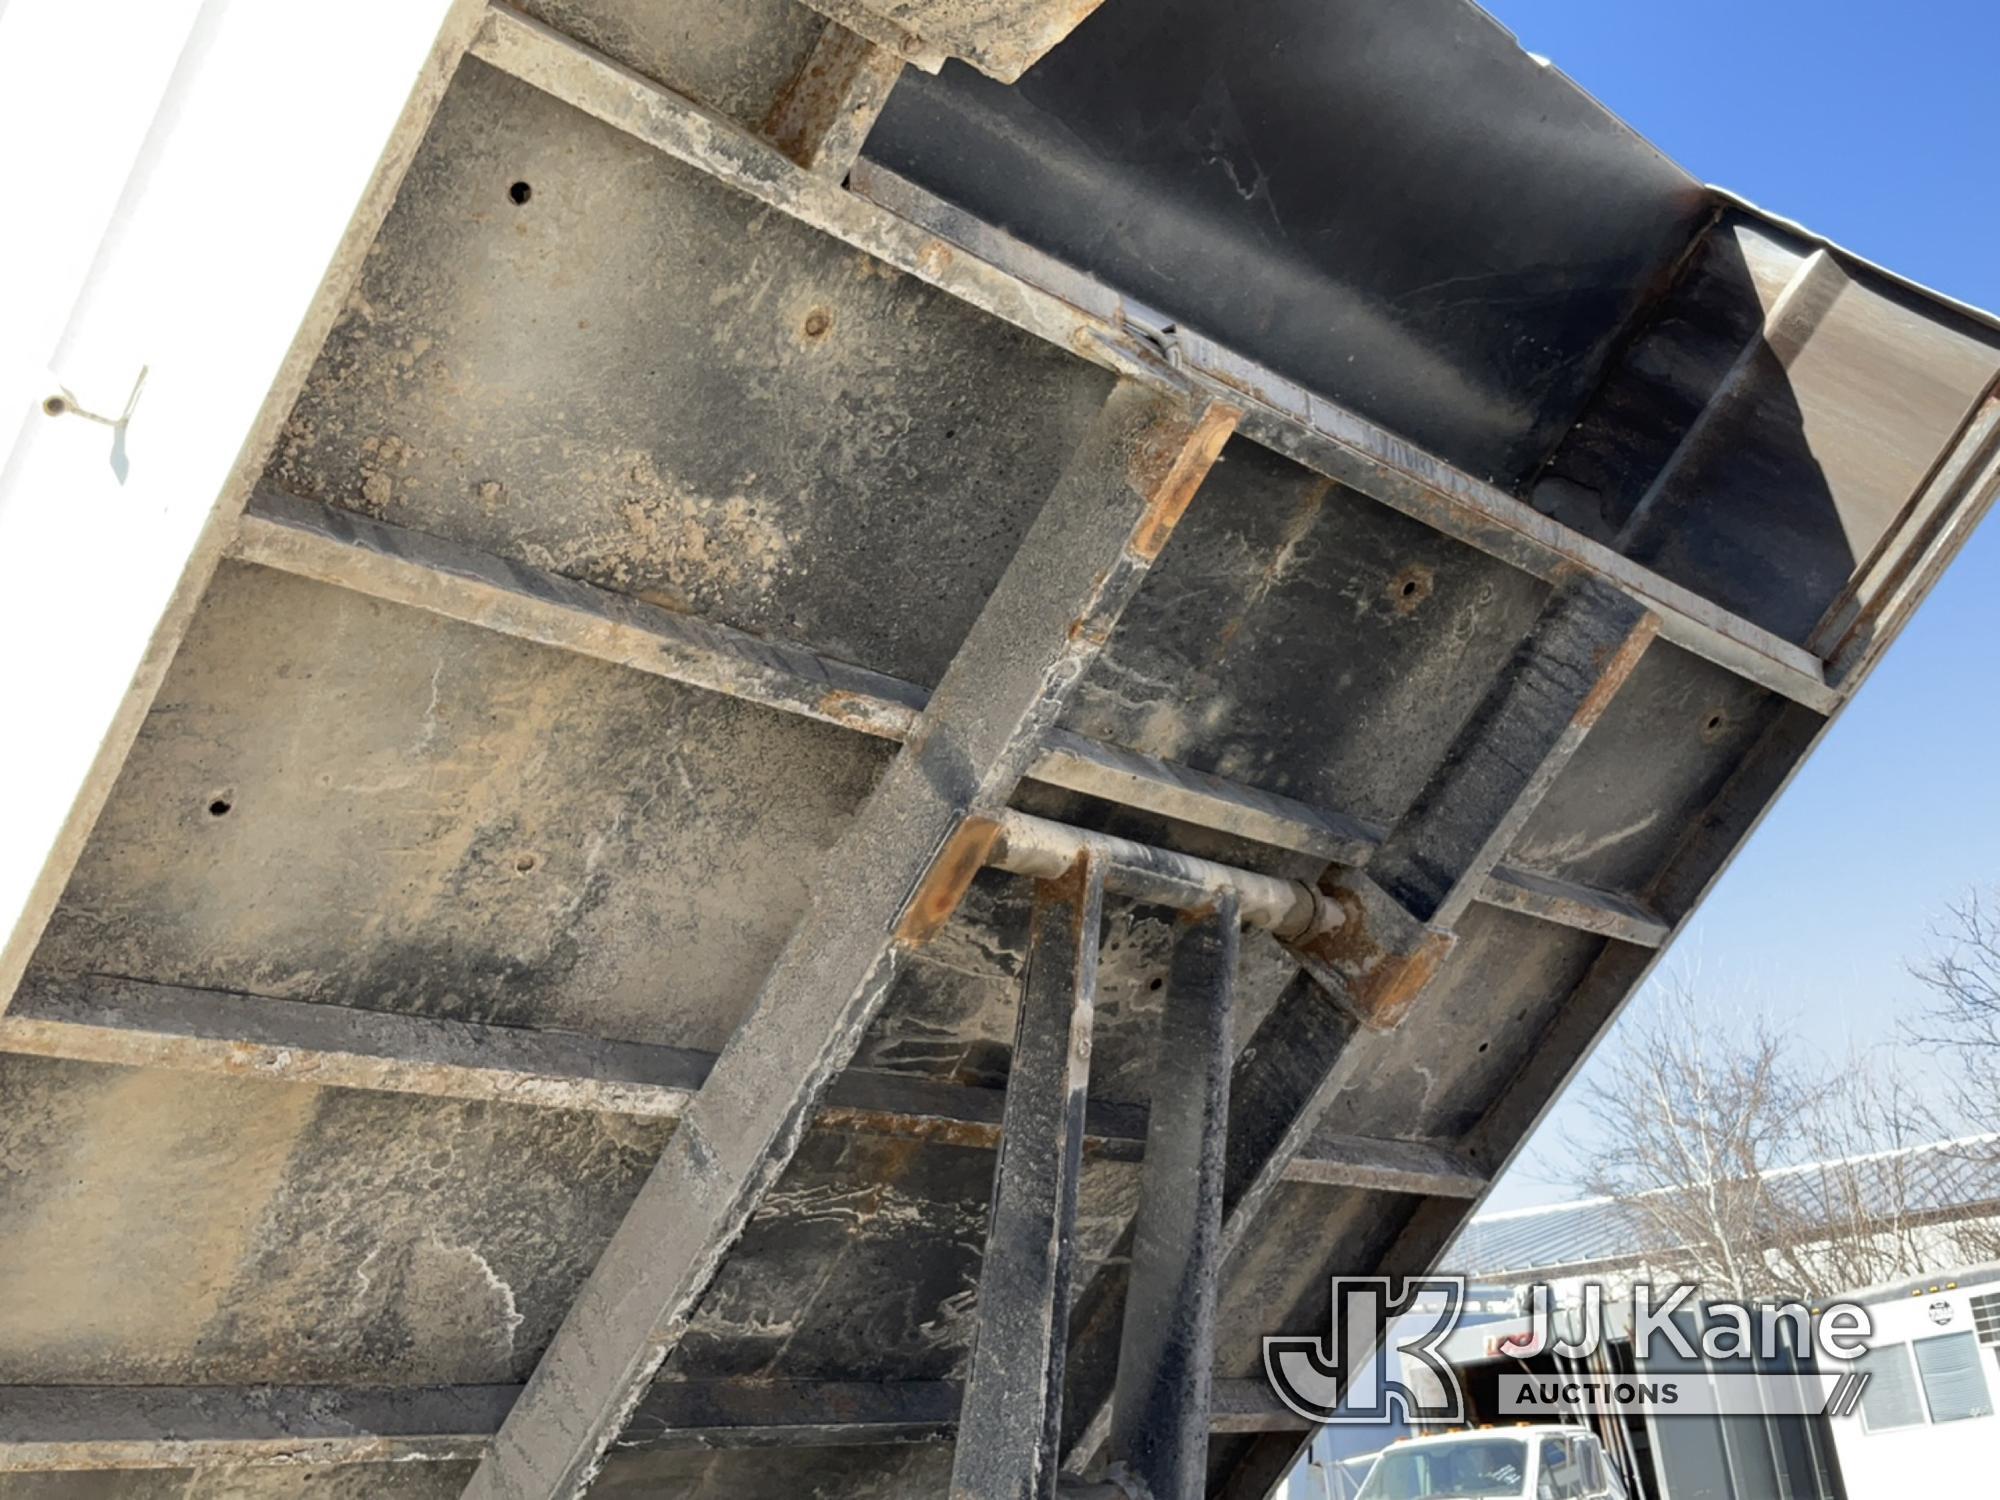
[3,2,1997,1497]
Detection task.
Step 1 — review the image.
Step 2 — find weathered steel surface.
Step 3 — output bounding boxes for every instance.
[462,383,1232,1499]
[1535,215,2000,648]
[1209,719,1834,1494]
[1357,578,1658,932]
[762,21,903,176]
[1061,973,1364,1473]
[2,972,715,1118]
[838,163,1839,714]
[990,813,1327,941]
[8,2,1998,1497]
[1281,1136,1488,1200]
[864,0,1706,484]
[0,0,490,1020]
[512,0,826,132]
[1293,577,1656,1029]
[0,1385,512,1471]
[0,972,1464,1194]
[1609,251,1851,556]
[951,858,1102,1500]
[231,489,1662,946]
[1107,900,1238,1500]
[469,10,1841,712]
[1475,865,1670,948]
[229,489,1351,866]
[29,559,896,1057]
[232,487,930,742]
[1502,639,1781,899]
[0,1377,1307,1474]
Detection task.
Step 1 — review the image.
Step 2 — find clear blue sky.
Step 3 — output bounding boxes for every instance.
[1478,0,2000,1210]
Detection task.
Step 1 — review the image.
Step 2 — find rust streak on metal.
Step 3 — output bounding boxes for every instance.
[1289,884,1378,975]
[815,688,917,739]
[1043,845,1099,910]
[1126,402,1240,561]
[1066,566,1119,646]
[762,21,904,176]
[893,815,1002,948]
[1346,933,1455,1031]
[915,237,955,279]
[812,1107,1000,1151]
[1290,884,1456,1032]
[1574,610,1660,730]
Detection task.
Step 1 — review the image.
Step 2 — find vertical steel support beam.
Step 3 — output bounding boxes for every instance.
[1061,973,1359,1473]
[1196,579,1654,1499]
[1367,575,1659,932]
[1217,608,1804,1500]
[1105,896,1239,1499]
[461,383,1236,1500]
[1070,579,1653,1476]
[951,857,1105,1500]
[1290,574,1658,1030]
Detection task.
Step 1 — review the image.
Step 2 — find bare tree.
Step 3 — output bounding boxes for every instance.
[1910,888,2000,1132]
[1905,887,2000,1261]
[1784,1052,1971,1290]
[1567,975,1809,1299]
[1565,973,1983,1300]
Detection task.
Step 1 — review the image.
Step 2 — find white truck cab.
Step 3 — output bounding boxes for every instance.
[1356,1426,1630,1500]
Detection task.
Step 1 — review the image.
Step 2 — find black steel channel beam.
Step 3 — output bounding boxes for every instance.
[1106,896,1240,1499]
[951,857,1105,1500]
[1214,705,1837,1499]
[621,1379,961,1453]
[1068,577,1657,1474]
[1204,578,1661,1495]
[1290,575,1658,1030]
[458,382,1236,1500]
[1061,973,1362,1472]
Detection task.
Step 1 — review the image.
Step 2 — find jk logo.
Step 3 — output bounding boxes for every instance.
[1263,1276,1467,1424]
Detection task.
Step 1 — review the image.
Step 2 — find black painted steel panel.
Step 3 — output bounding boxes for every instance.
[866,0,1710,486]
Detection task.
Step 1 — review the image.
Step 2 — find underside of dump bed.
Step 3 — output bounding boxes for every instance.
[4,2,1999,1497]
